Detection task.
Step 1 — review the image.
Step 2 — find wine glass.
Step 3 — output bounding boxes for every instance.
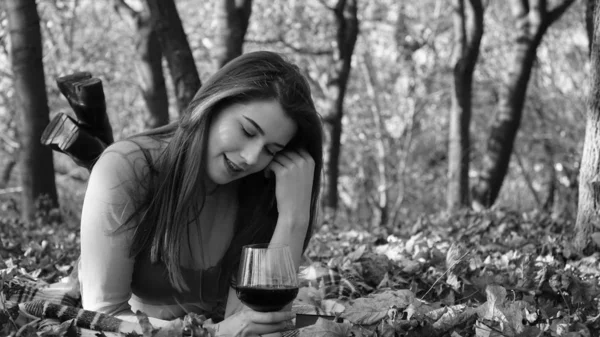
[236,243,299,312]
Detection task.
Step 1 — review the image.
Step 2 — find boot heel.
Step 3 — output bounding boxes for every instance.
[40,113,79,153]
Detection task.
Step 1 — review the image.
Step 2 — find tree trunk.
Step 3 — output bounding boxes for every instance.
[447,0,483,212]
[114,0,170,129]
[542,140,556,212]
[6,0,59,221]
[575,1,600,252]
[324,0,359,214]
[146,0,201,115]
[360,52,389,227]
[214,0,253,69]
[471,0,575,209]
[587,0,595,55]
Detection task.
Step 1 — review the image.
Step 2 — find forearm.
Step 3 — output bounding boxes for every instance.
[116,310,170,330]
[270,213,309,273]
[225,286,246,318]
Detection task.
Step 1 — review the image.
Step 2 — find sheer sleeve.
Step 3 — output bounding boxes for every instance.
[79,141,148,316]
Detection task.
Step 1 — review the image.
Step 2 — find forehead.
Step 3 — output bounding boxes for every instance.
[223,99,297,143]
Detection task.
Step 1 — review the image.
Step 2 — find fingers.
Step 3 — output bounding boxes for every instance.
[247,311,295,324]
[239,311,295,336]
[248,320,295,336]
[270,149,314,170]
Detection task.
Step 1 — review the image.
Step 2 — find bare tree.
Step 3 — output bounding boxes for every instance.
[6,0,58,221]
[472,0,576,209]
[114,0,169,129]
[587,0,595,55]
[146,0,201,115]
[447,0,484,211]
[575,0,600,252]
[214,0,253,69]
[323,0,359,214]
[360,51,389,226]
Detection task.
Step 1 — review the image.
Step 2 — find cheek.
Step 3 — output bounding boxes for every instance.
[249,156,273,174]
[210,127,240,153]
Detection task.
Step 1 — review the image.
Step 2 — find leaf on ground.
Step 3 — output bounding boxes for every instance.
[153,318,183,337]
[296,286,323,307]
[62,319,78,337]
[399,259,422,274]
[134,310,155,336]
[592,233,600,247]
[359,252,392,286]
[377,272,392,289]
[342,289,416,325]
[475,286,536,336]
[377,321,397,337]
[474,320,503,337]
[451,331,464,337]
[429,305,478,332]
[322,299,346,314]
[405,300,442,320]
[348,245,367,261]
[298,317,352,337]
[374,243,404,262]
[17,324,38,337]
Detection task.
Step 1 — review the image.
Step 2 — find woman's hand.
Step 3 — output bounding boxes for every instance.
[209,310,295,337]
[266,149,315,223]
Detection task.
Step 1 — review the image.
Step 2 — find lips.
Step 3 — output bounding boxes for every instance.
[224,155,243,175]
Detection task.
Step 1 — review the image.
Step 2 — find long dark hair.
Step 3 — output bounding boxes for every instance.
[123,51,324,292]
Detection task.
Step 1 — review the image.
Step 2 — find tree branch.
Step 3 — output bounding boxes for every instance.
[113,0,139,19]
[466,0,484,65]
[546,0,576,26]
[246,34,333,55]
[514,148,542,208]
[315,0,336,12]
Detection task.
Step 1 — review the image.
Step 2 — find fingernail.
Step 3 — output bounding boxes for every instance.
[288,312,296,319]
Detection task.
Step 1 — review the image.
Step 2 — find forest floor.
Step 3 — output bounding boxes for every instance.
[0,152,599,336]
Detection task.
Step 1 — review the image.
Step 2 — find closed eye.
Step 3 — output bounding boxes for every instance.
[242,126,255,137]
[242,126,275,156]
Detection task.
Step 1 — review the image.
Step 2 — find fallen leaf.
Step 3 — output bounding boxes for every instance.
[348,245,367,261]
[296,286,322,307]
[298,317,352,337]
[593,233,600,247]
[342,290,416,325]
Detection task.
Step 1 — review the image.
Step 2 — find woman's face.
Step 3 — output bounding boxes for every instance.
[206,99,297,185]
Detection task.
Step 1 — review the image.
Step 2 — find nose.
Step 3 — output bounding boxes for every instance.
[240,141,262,167]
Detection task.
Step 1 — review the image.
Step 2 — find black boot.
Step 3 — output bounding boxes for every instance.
[56,73,114,146]
[41,113,107,170]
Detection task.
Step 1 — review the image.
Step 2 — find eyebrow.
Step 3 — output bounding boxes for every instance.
[243,116,286,149]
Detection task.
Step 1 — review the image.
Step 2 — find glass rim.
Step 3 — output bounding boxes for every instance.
[242,243,290,250]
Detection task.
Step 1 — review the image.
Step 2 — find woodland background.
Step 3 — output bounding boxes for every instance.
[1,0,600,336]
[0,0,594,232]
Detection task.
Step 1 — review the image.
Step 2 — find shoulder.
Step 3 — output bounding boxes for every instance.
[94,136,165,178]
[89,137,163,194]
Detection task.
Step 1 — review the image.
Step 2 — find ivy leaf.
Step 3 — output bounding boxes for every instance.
[298,317,352,337]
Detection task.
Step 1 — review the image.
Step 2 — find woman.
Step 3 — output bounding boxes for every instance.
[79,51,324,336]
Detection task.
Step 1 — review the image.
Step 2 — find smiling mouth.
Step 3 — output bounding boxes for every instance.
[224,155,244,174]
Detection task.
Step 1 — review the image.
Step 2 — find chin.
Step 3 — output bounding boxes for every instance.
[206,169,226,185]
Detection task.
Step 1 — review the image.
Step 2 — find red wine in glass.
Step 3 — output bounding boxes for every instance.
[236,243,299,312]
